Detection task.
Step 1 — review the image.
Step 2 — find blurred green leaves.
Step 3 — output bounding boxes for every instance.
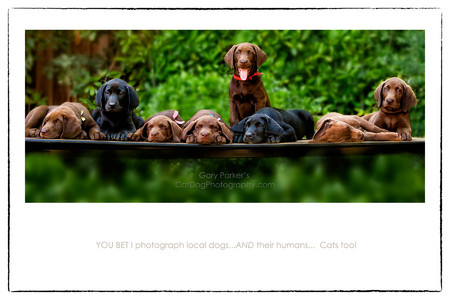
[26,153,424,203]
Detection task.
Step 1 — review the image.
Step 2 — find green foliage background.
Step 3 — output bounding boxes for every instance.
[25,30,425,203]
[26,30,425,136]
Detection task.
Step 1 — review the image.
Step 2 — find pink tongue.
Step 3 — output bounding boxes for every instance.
[239,69,249,80]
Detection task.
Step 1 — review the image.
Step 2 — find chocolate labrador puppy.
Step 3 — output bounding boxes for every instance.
[25,102,105,140]
[231,107,315,143]
[128,110,185,142]
[362,77,417,141]
[91,78,145,140]
[181,110,234,145]
[310,113,401,143]
[224,43,271,127]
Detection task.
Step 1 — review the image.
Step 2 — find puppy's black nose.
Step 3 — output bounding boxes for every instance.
[239,59,248,63]
[201,132,210,137]
[245,132,253,138]
[108,102,116,107]
[385,98,394,104]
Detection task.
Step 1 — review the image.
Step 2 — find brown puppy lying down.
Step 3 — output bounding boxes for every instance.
[128,110,185,142]
[181,110,234,145]
[310,113,401,143]
[362,77,417,141]
[25,102,105,140]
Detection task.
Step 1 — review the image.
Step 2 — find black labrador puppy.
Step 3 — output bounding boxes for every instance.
[231,107,315,143]
[91,79,145,140]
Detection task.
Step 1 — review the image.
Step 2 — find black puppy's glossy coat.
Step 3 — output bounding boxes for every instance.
[231,107,315,143]
[91,79,144,140]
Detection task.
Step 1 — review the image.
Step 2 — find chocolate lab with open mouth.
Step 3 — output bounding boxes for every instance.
[25,102,105,140]
[231,107,315,144]
[91,78,145,141]
[224,42,271,127]
[362,77,417,141]
[181,110,234,145]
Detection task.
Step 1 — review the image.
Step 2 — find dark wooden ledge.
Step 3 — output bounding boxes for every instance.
[25,137,425,158]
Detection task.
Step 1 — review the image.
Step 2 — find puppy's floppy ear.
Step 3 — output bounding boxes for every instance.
[126,84,139,109]
[168,119,183,143]
[374,80,386,108]
[230,118,248,134]
[402,82,417,112]
[312,119,333,141]
[224,45,237,68]
[252,44,267,68]
[61,114,83,139]
[218,121,234,143]
[260,114,284,136]
[181,119,198,141]
[140,122,150,140]
[95,83,107,108]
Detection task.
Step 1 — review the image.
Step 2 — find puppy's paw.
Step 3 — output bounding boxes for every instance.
[399,131,412,141]
[215,136,227,145]
[90,130,106,140]
[232,134,243,143]
[106,132,119,140]
[266,135,281,143]
[128,132,139,141]
[115,133,129,141]
[106,132,128,141]
[27,128,40,137]
[186,135,196,144]
[120,133,129,141]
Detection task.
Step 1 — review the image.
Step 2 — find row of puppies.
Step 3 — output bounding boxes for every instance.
[25,104,314,144]
[130,75,417,144]
[129,108,315,144]
[25,40,417,143]
[24,76,416,144]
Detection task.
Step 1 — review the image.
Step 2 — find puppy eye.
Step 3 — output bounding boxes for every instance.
[105,89,111,95]
[119,90,125,95]
[236,50,240,54]
[255,122,262,127]
[396,88,402,93]
[159,124,166,128]
[210,125,217,129]
[197,124,203,129]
